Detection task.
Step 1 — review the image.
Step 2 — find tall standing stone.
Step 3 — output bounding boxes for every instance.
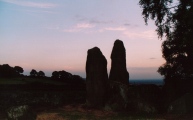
[86,47,108,108]
[109,39,129,84]
[108,39,129,110]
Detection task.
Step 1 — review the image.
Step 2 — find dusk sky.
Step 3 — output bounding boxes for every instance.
[0,0,165,79]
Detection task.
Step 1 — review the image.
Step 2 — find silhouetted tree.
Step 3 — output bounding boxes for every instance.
[72,75,85,83]
[72,75,82,80]
[51,71,60,80]
[139,0,193,84]
[0,64,16,77]
[37,71,45,77]
[59,70,72,82]
[0,65,1,77]
[14,66,24,76]
[139,0,193,106]
[51,70,72,82]
[30,69,38,77]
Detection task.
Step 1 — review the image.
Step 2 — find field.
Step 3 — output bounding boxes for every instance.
[0,77,86,119]
[35,104,193,120]
[1,77,193,120]
[0,77,66,85]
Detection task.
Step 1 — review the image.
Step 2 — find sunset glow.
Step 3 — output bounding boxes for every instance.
[0,0,164,79]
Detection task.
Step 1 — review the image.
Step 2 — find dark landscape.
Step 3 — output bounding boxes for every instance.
[1,0,193,120]
[1,39,193,120]
[1,67,193,120]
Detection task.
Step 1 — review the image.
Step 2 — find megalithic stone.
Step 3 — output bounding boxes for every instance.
[86,47,108,108]
[109,39,129,84]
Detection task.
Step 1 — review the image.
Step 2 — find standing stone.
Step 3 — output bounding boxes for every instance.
[109,39,129,84]
[86,47,108,108]
[108,39,129,110]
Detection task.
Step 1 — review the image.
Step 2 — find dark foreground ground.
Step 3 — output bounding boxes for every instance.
[1,77,193,120]
[1,104,193,120]
[35,105,193,120]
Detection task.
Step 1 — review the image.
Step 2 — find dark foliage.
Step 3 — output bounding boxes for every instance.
[51,71,60,80]
[51,70,85,85]
[14,66,24,75]
[51,70,72,81]
[30,69,38,77]
[139,0,193,84]
[59,70,73,82]
[0,64,24,77]
[37,71,45,77]
[71,75,85,85]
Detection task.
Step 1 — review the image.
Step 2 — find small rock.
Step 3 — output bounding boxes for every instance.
[7,105,36,120]
[137,101,157,113]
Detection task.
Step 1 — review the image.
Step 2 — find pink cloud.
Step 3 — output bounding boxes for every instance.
[1,0,57,8]
[76,23,95,28]
[123,30,157,40]
[105,27,126,31]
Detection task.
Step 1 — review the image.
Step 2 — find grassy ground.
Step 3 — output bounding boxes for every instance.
[1,77,193,120]
[36,104,160,120]
[36,104,193,120]
[1,104,193,120]
[0,77,86,120]
[0,77,67,85]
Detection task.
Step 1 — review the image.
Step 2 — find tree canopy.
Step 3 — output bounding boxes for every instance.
[139,0,193,83]
[14,66,24,74]
[30,69,38,77]
[0,64,24,77]
[37,71,45,77]
[51,70,72,81]
[51,70,85,85]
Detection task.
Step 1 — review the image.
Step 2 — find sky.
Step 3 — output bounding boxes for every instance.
[0,0,165,79]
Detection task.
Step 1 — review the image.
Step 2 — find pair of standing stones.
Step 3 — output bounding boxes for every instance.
[86,39,129,109]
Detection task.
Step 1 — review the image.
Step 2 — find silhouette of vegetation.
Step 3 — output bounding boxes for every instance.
[51,70,85,86]
[71,75,85,85]
[0,64,86,119]
[37,71,45,78]
[30,69,38,77]
[139,0,193,84]
[139,0,193,110]
[59,70,73,82]
[51,71,59,80]
[14,66,24,76]
[0,64,23,77]
[51,70,72,81]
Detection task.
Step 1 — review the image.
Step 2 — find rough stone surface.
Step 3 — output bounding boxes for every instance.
[7,105,36,120]
[126,84,161,113]
[107,40,129,110]
[109,39,129,84]
[167,93,193,114]
[135,100,157,113]
[107,81,128,110]
[86,47,109,108]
